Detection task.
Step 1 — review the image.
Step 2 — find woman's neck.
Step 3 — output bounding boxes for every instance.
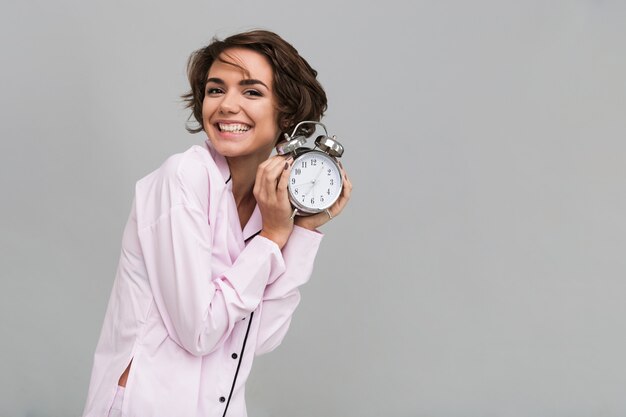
[226,153,269,228]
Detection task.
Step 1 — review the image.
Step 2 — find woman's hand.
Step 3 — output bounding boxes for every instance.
[295,163,352,231]
[254,155,294,249]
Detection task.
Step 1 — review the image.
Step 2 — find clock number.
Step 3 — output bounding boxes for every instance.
[310,197,315,205]
[327,188,331,195]
[294,168,301,175]
[311,159,317,166]
[327,168,331,175]
[330,179,334,186]
[301,161,307,168]
[291,178,295,185]
[320,196,325,203]
[294,188,299,195]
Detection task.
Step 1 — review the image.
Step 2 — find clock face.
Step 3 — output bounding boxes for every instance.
[288,150,342,213]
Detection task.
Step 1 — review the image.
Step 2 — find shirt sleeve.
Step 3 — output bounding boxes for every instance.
[135,155,286,357]
[255,225,323,355]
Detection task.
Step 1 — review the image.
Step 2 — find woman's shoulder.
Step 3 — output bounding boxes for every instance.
[140,143,217,183]
[160,144,213,181]
[135,143,224,211]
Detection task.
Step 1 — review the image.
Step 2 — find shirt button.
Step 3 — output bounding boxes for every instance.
[231,353,238,359]
[219,396,226,403]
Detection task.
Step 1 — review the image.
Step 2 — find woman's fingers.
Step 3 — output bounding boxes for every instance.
[262,156,286,191]
[254,155,295,248]
[276,157,292,202]
[257,156,351,238]
[254,155,289,202]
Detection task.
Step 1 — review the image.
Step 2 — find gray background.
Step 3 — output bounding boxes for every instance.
[1,0,625,416]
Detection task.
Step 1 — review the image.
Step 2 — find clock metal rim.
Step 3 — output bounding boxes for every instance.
[276,136,307,155]
[287,150,343,214]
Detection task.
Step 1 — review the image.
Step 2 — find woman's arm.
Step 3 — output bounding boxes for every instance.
[254,164,352,355]
[135,155,286,357]
[255,226,322,355]
[138,205,285,357]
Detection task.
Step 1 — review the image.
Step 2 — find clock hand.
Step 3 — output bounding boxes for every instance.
[312,165,325,183]
[303,165,325,198]
[293,181,314,188]
[293,181,315,196]
[293,170,324,189]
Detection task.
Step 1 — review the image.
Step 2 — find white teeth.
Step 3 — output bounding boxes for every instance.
[218,123,250,133]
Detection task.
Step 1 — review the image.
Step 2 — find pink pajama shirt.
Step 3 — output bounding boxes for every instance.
[83,141,322,417]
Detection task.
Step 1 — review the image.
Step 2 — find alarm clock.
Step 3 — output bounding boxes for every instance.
[275,121,344,217]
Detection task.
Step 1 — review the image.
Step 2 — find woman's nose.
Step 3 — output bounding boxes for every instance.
[219,92,240,114]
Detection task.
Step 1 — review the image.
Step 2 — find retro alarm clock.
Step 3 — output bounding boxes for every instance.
[275,121,344,217]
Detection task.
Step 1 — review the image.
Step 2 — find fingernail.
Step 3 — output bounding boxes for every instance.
[284,162,289,170]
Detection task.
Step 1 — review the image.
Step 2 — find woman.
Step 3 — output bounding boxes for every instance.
[82,29,351,417]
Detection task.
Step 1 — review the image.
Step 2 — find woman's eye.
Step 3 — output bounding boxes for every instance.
[244,89,262,97]
[206,87,223,95]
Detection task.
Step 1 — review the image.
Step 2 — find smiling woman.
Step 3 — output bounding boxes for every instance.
[81,29,352,417]
[203,48,280,163]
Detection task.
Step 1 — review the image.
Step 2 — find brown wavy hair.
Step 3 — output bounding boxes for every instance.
[182,30,327,139]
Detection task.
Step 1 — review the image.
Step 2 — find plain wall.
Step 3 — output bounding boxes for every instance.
[1,1,625,416]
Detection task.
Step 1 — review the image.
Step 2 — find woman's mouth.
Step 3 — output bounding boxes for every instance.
[216,122,251,133]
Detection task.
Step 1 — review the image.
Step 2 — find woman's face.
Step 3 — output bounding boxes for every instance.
[202,48,280,161]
